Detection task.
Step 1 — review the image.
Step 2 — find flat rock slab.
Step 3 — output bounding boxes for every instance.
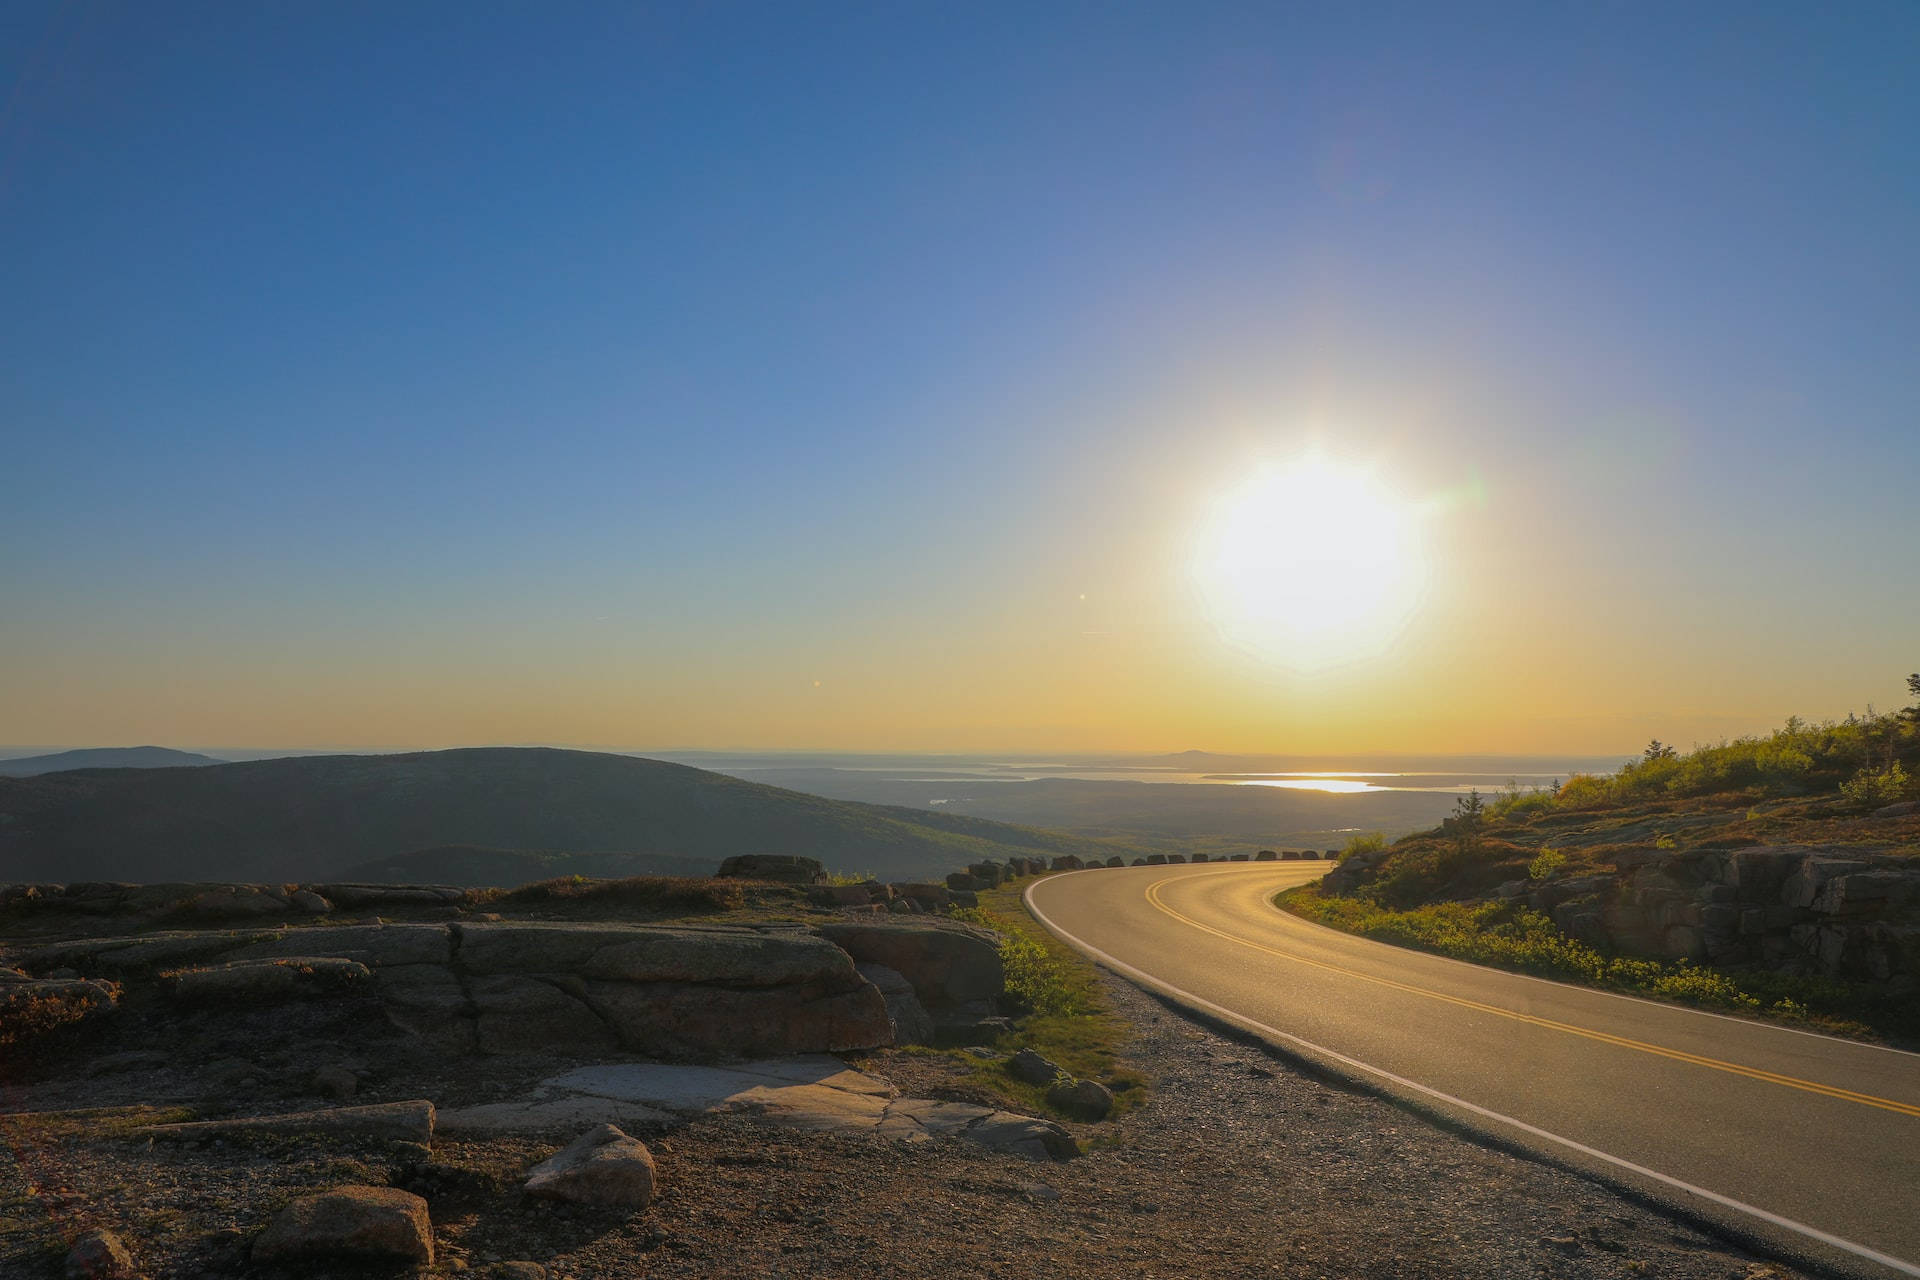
[441,1057,1075,1160]
[136,1100,435,1143]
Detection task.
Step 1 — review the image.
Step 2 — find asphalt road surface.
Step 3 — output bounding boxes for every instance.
[1026,861,1920,1279]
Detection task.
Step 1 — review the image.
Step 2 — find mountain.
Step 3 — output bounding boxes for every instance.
[0,747,1139,884]
[331,845,720,887]
[0,746,223,777]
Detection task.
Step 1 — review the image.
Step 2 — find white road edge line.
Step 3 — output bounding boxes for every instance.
[1258,866,1920,1061]
[1023,870,1920,1280]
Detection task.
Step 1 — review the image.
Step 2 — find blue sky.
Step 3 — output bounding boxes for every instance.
[4,2,1917,752]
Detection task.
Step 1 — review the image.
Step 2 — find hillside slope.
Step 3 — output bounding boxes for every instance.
[1291,703,1920,1037]
[0,746,222,776]
[0,747,1139,883]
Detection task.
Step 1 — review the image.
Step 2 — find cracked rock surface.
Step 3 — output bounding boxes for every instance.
[442,1056,1077,1161]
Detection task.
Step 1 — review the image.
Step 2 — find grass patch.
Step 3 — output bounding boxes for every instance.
[1279,882,1904,1040]
[937,879,1148,1122]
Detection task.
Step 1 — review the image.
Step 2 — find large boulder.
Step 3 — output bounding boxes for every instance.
[857,963,934,1046]
[891,883,950,909]
[817,920,1003,1008]
[715,856,826,885]
[523,1124,658,1209]
[252,1186,434,1265]
[454,924,892,1057]
[583,979,889,1057]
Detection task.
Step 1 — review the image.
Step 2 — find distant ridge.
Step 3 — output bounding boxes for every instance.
[0,746,223,777]
[0,746,1136,884]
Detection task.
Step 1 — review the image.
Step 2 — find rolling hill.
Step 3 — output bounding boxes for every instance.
[0,746,223,776]
[0,747,1143,884]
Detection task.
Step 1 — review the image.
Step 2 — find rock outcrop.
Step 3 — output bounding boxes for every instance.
[8,921,895,1059]
[856,962,935,1046]
[1531,846,1920,983]
[447,1058,1079,1161]
[1334,843,1920,987]
[815,920,1003,1009]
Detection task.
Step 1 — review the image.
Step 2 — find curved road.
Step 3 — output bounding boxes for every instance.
[1026,862,1920,1279]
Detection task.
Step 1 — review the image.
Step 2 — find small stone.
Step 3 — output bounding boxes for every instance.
[485,1264,547,1279]
[1045,1077,1114,1121]
[1541,1235,1581,1252]
[1007,1049,1064,1085]
[64,1228,135,1279]
[523,1124,657,1209]
[311,1064,358,1100]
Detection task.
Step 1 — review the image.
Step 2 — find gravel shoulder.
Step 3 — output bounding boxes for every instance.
[2,968,1804,1280]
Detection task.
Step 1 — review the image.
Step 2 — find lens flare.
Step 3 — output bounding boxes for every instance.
[1193,456,1429,668]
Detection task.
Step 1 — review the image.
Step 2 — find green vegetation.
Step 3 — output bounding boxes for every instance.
[1337,831,1387,860]
[1281,673,1920,1042]
[1281,885,1888,1035]
[1840,762,1910,808]
[1550,704,1918,810]
[945,881,1147,1121]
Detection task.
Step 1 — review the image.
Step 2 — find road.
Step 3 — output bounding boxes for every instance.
[1025,861,1920,1279]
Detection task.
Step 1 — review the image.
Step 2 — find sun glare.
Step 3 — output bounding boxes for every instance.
[1194,456,1427,668]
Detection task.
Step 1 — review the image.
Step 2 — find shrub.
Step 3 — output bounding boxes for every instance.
[1338,832,1388,861]
[952,906,1083,1016]
[1556,773,1614,807]
[1527,848,1567,881]
[1279,888,1772,1013]
[1839,763,1911,808]
[0,980,120,1049]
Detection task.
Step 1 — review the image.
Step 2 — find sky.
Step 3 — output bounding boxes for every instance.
[3,2,1917,756]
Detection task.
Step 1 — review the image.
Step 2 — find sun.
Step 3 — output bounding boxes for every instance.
[1193,456,1427,667]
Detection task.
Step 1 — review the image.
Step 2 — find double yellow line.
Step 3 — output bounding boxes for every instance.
[1143,872,1920,1120]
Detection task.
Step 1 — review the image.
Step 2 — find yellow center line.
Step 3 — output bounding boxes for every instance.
[1143,871,1920,1120]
